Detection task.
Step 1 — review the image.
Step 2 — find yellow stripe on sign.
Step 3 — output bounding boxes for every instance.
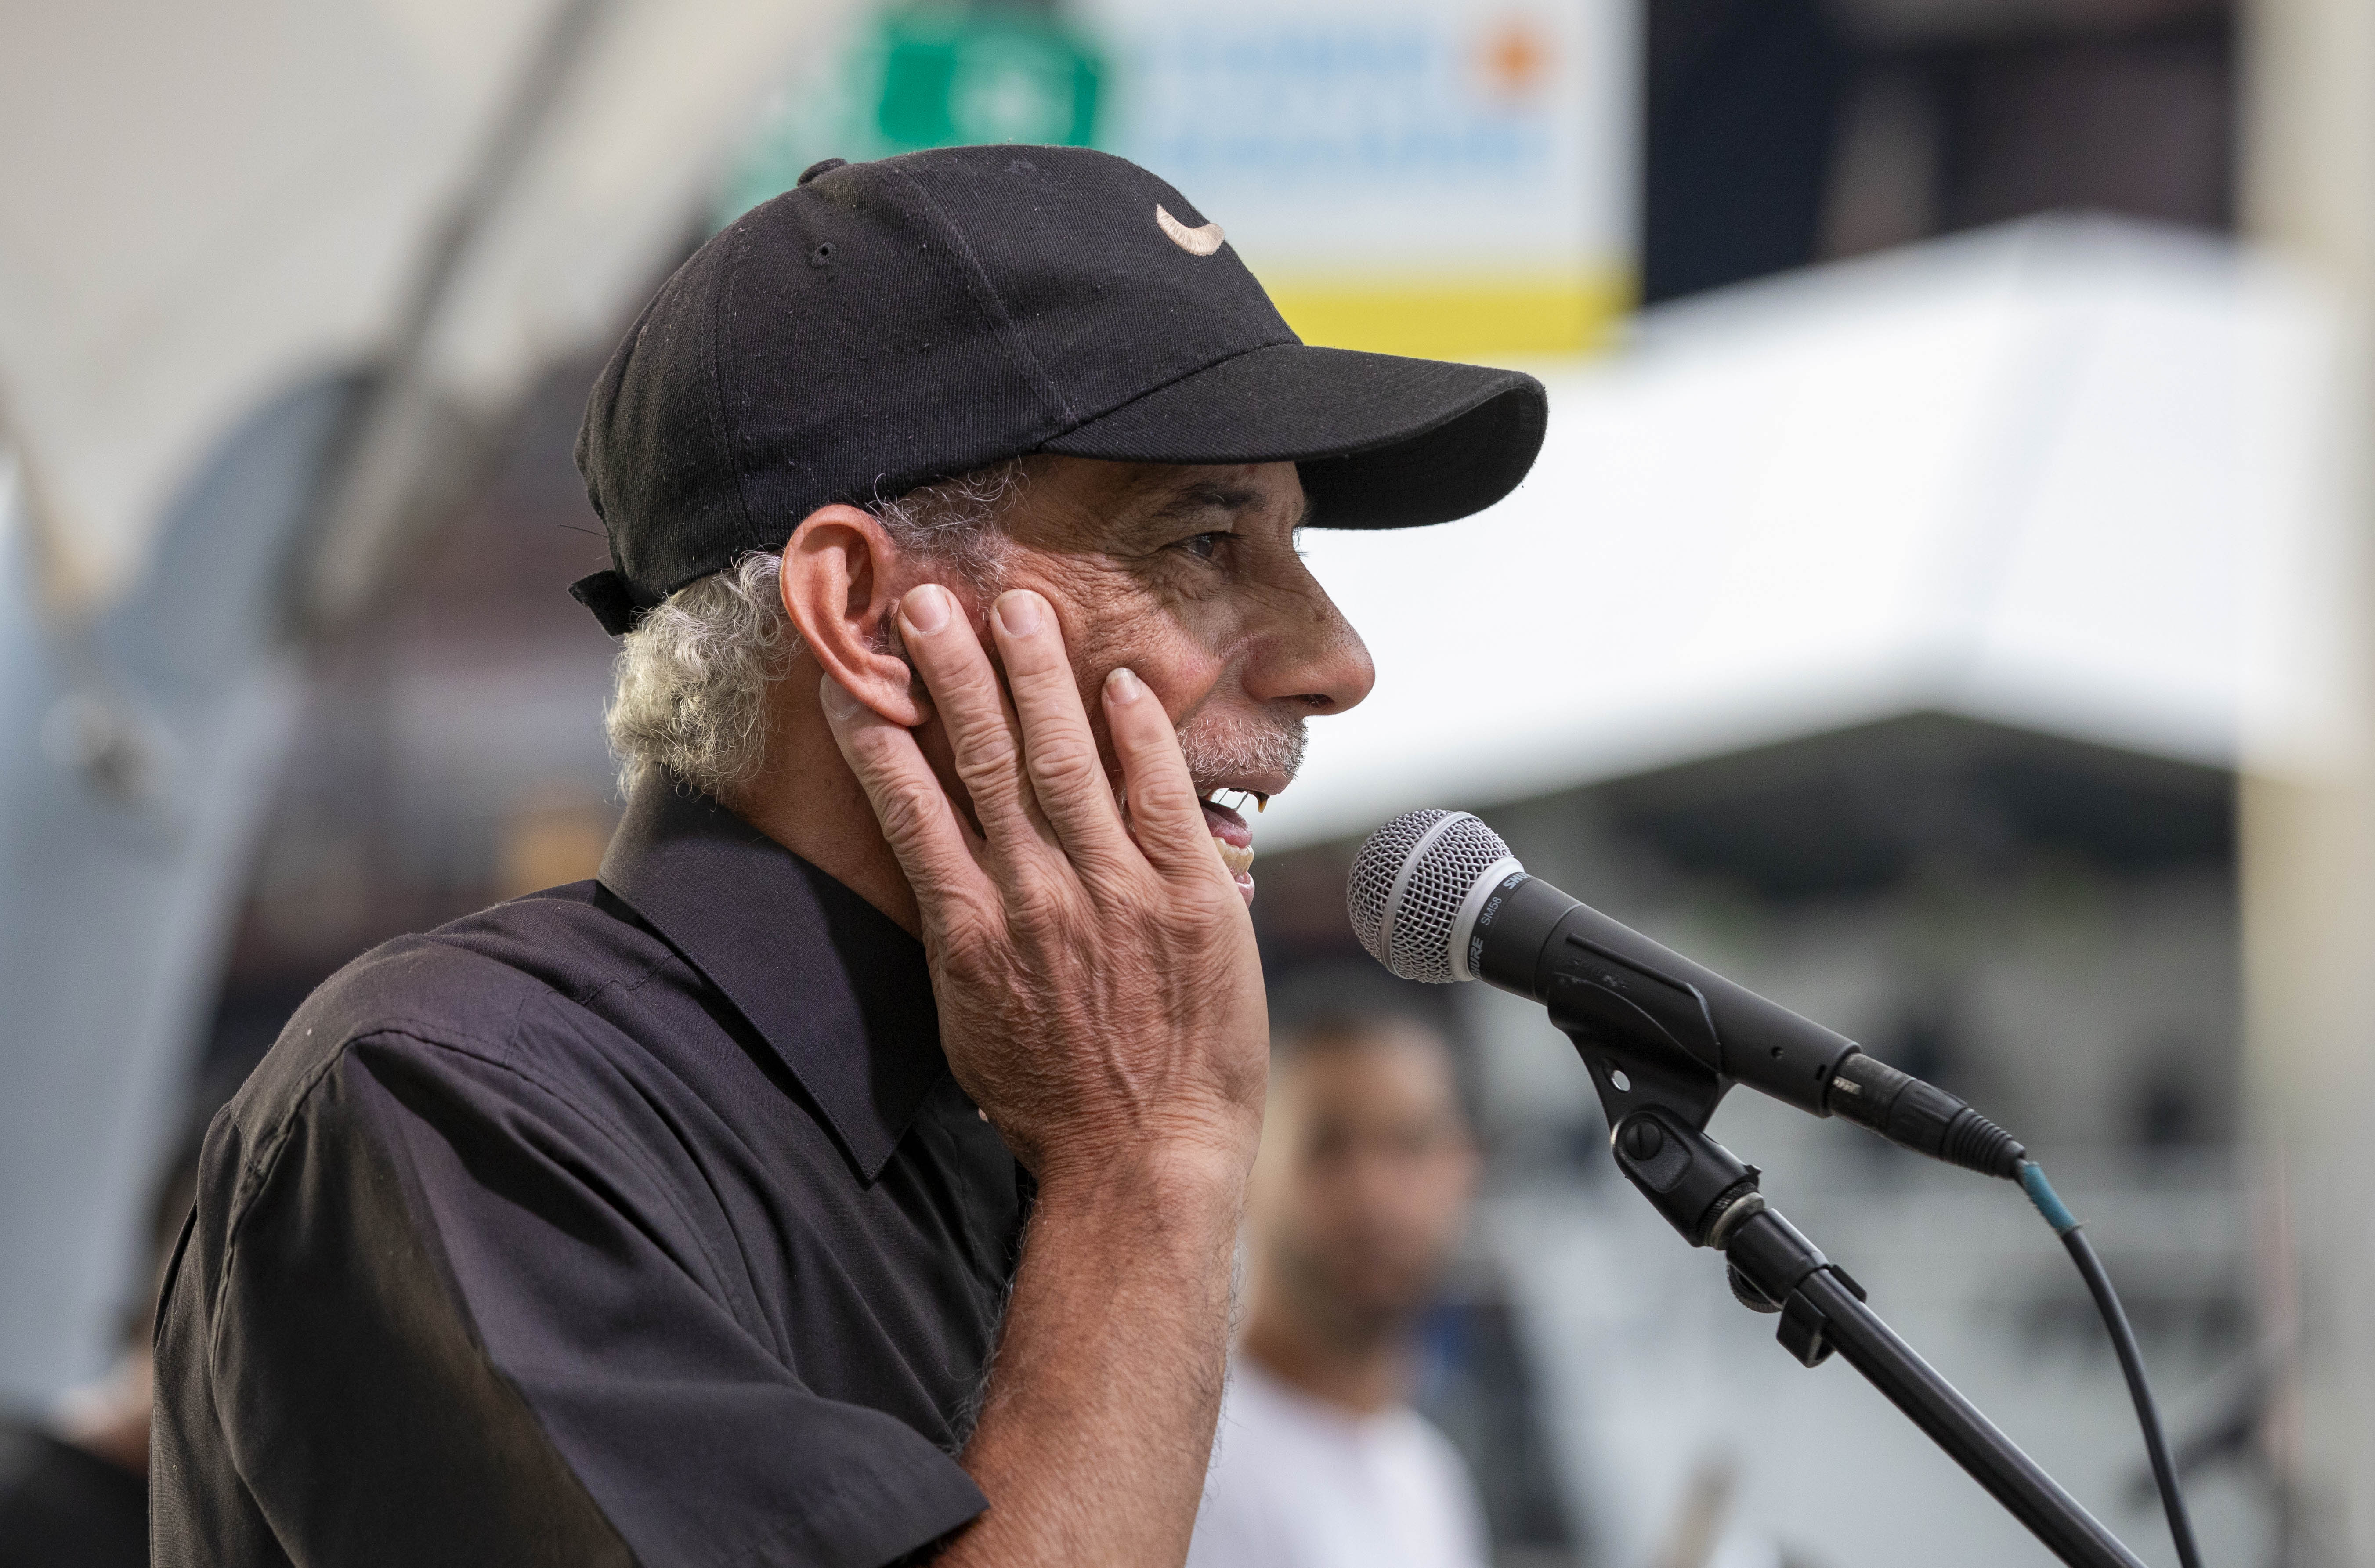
[1263,269,1634,361]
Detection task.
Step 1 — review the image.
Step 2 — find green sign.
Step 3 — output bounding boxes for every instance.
[719,5,1104,225]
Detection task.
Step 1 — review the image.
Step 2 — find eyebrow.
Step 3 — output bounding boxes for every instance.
[1141,481,1318,531]
[1145,481,1265,523]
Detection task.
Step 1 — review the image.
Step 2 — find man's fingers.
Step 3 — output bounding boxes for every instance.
[819,675,984,905]
[899,585,1041,847]
[1102,667,1225,883]
[990,591,1131,863]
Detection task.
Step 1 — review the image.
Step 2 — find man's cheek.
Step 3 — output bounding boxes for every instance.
[1131,632,1233,725]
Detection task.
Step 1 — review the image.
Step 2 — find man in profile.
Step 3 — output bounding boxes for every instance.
[151,146,1544,1566]
[1190,1014,1489,1568]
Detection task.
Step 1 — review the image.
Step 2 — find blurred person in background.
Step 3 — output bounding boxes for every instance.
[1189,1013,1488,1568]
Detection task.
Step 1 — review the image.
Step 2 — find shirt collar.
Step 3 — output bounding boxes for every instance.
[597,770,947,1183]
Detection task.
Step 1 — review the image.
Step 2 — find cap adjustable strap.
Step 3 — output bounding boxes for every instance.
[569,569,651,636]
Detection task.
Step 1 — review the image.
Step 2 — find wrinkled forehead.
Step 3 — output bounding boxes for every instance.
[1002,457,1308,554]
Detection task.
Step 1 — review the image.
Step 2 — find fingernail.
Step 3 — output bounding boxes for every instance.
[818,676,862,718]
[903,583,951,635]
[994,590,1041,637]
[1106,667,1143,704]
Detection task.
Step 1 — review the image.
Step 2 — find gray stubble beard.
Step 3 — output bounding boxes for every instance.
[1178,712,1307,801]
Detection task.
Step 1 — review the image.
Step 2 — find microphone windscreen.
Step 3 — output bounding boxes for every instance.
[1347,810,1521,983]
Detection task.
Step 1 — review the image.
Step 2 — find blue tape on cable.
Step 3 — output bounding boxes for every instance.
[2020,1161,2081,1236]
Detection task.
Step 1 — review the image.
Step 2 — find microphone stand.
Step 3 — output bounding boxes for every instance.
[1570,1036,2149,1568]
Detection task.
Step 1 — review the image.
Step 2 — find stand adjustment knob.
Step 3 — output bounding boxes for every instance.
[1728,1263,1782,1314]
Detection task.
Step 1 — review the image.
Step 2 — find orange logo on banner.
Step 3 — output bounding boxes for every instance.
[1479,19,1551,100]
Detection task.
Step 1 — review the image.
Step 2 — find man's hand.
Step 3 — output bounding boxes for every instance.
[820,582,1268,1187]
[821,581,1268,1566]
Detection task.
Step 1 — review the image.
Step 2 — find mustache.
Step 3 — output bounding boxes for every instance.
[1179,712,1307,796]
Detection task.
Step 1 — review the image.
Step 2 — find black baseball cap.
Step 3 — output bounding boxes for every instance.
[570,144,1549,635]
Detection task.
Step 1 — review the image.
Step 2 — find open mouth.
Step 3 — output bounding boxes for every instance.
[1197,789,1267,904]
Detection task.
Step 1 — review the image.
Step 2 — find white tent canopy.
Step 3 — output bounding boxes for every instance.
[1263,218,2331,854]
[1,0,850,607]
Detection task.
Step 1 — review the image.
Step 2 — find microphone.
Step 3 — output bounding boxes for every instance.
[1348,810,2026,1179]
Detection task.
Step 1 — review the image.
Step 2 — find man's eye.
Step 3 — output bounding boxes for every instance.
[1168,531,1225,561]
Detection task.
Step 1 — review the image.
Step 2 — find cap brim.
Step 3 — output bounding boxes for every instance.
[1039,344,1547,528]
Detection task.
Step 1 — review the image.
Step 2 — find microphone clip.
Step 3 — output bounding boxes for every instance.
[1601,1099,1760,1250]
[1565,1006,1749,1245]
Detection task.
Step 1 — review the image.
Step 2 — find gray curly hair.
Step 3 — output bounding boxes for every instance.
[605,461,1032,796]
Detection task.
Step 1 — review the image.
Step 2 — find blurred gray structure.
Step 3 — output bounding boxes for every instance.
[1472,723,2247,1567]
[0,377,349,1403]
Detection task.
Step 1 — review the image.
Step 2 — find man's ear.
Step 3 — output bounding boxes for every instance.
[779,504,929,726]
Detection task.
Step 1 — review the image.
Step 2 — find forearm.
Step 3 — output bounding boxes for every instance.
[939,1149,1247,1568]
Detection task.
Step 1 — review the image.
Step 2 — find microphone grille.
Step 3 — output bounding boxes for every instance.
[1347,810,1519,983]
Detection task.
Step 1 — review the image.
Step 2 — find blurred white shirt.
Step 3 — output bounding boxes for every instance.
[1187,1357,1492,1568]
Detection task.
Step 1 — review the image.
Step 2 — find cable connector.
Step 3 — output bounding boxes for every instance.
[1825,1052,2027,1178]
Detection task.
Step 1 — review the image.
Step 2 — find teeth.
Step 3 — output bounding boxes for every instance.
[1196,792,1258,878]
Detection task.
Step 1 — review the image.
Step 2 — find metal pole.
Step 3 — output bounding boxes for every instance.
[1722,1207,2147,1568]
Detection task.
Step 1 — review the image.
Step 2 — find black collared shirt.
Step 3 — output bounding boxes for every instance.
[152,778,1024,1568]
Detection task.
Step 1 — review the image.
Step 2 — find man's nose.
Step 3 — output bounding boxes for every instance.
[1243,572,1376,716]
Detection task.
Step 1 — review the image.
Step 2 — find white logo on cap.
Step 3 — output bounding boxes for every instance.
[1156,205,1225,257]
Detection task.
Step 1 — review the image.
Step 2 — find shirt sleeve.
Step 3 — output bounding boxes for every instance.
[188,1025,988,1568]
